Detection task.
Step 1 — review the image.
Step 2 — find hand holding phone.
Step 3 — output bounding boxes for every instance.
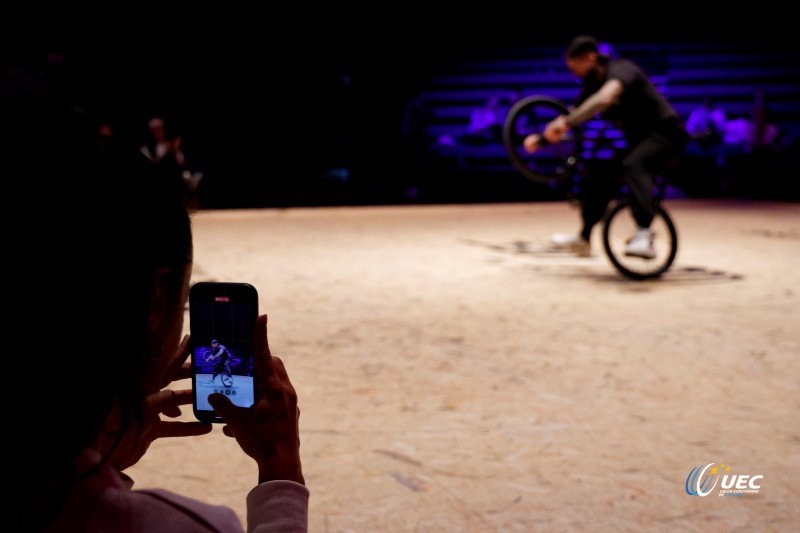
[208,314,305,485]
[109,335,212,471]
[190,282,259,423]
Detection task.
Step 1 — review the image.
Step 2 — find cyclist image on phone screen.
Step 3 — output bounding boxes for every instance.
[206,339,232,384]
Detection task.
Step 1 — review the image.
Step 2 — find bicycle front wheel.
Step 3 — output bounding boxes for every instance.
[602,199,678,280]
[502,95,581,185]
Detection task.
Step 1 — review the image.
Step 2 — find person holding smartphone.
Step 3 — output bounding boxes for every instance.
[7,78,308,532]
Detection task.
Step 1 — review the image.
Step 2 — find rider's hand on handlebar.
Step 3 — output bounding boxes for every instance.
[543,115,569,143]
[523,134,541,154]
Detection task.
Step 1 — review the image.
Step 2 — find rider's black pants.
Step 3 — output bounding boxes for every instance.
[580,127,688,239]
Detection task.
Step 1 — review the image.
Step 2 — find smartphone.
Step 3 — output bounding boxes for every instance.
[189,281,259,423]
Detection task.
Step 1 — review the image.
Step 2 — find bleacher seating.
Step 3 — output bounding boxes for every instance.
[409,40,800,200]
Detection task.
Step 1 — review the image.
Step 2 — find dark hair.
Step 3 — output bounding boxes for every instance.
[5,86,193,530]
[566,35,599,58]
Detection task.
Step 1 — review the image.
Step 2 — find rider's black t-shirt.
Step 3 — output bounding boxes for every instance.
[215,346,230,363]
[578,58,685,145]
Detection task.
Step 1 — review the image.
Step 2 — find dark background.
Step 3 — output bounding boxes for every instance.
[4,12,798,207]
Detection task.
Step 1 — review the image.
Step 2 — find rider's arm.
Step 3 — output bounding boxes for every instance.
[563,79,623,127]
[542,79,624,144]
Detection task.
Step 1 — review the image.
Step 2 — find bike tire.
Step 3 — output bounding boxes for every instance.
[221,372,233,388]
[502,95,582,186]
[602,198,678,280]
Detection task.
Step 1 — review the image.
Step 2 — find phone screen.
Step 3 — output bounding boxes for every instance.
[190,282,258,423]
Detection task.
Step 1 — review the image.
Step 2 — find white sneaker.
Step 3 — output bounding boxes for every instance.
[624,228,656,259]
[550,232,591,257]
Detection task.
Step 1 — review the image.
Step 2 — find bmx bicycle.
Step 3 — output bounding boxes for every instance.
[205,350,234,388]
[502,95,678,280]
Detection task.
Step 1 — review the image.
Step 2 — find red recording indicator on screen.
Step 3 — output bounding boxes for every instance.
[215,296,230,302]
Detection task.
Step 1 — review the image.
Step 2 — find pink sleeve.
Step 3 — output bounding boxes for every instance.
[246,480,309,533]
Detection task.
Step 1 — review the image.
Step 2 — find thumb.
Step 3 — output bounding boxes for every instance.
[208,393,238,420]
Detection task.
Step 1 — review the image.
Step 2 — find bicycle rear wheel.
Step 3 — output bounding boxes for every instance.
[602,198,678,280]
[502,95,581,185]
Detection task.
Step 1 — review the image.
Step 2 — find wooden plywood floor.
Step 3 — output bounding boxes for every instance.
[127,198,800,532]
